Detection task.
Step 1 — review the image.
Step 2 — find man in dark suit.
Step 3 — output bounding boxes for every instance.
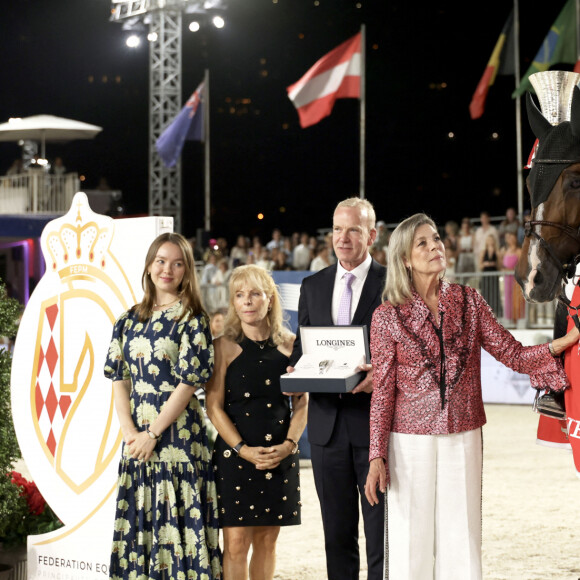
[289,197,386,580]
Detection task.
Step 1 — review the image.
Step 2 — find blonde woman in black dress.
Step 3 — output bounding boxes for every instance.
[206,265,308,580]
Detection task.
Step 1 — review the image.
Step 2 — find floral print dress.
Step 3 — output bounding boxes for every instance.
[104,302,222,580]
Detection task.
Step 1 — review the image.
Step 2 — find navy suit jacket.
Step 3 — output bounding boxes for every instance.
[290,259,386,447]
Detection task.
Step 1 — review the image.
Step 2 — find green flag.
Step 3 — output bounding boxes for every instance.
[513,0,577,97]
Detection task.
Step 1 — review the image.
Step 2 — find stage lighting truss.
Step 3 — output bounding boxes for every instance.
[109,0,227,233]
[110,0,227,23]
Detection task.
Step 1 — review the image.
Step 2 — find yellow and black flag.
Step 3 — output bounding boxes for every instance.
[469,10,515,120]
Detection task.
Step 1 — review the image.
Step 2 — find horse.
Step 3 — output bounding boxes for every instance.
[515,86,580,304]
[515,79,580,474]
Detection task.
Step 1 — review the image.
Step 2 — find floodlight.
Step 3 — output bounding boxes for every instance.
[126,34,141,48]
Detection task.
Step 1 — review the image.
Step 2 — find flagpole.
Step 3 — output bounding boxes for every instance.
[576,0,580,66]
[359,24,366,199]
[514,0,524,221]
[204,68,211,232]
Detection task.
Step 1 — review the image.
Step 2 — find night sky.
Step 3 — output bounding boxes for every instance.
[0,0,572,242]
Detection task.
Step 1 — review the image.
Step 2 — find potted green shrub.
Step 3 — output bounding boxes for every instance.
[0,281,23,544]
[0,281,62,577]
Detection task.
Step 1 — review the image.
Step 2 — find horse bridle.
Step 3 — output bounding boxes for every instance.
[523,219,580,280]
[525,156,580,319]
[525,156,580,274]
[524,218,580,326]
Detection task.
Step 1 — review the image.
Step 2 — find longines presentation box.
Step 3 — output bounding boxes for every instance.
[281,326,370,393]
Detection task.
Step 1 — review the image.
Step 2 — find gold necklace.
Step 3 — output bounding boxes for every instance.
[154,297,180,309]
[250,338,269,349]
[245,333,270,349]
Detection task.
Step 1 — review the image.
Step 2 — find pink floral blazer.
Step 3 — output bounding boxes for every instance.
[369,281,568,468]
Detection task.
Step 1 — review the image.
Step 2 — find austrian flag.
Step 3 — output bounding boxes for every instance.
[287,32,362,128]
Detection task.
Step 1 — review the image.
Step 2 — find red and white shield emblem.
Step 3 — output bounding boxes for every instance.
[11,193,171,528]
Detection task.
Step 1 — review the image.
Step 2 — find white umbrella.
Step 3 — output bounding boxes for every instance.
[0,114,103,158]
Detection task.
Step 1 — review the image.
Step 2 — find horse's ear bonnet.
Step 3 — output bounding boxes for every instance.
[527,85,580,207]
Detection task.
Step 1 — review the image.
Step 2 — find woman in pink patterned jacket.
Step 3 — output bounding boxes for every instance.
[364,213,578,580]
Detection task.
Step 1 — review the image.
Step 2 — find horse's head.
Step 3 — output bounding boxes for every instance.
[516,86,580,303]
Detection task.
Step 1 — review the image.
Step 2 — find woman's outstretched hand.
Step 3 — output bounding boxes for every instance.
[552,325,580,355]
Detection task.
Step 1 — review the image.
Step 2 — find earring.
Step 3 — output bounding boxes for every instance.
[407,267,413,282]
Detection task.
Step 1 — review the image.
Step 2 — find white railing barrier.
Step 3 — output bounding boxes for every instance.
[0,172,80,214]
[451,270,557,330]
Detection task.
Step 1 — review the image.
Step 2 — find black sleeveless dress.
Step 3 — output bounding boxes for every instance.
[481,249,501,316]
[213,337,301,527]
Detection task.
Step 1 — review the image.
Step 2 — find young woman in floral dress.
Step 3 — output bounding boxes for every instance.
[104,232,222,579]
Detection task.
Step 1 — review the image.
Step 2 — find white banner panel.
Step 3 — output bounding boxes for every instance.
[10,192,172,579]
[481,329,553,404]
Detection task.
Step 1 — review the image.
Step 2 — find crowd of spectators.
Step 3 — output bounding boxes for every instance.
[194,207,532,329]
[197,222,392,272]
[442,207,529,277]
[442,207,533,323]
[194,209,526,280]
[194,222,389,329]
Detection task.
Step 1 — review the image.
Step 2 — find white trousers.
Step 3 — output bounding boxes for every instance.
[386,429,483,580]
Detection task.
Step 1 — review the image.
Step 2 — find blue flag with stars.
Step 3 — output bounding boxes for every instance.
[155,81,204,168]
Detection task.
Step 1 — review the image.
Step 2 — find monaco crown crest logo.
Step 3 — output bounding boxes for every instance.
[10,193,172,579]
[11,193,139,527]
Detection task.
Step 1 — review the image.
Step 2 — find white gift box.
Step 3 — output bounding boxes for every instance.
[281,326,370,393]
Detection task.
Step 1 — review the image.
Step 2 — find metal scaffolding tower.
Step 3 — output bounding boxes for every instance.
[110,0,225,233]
